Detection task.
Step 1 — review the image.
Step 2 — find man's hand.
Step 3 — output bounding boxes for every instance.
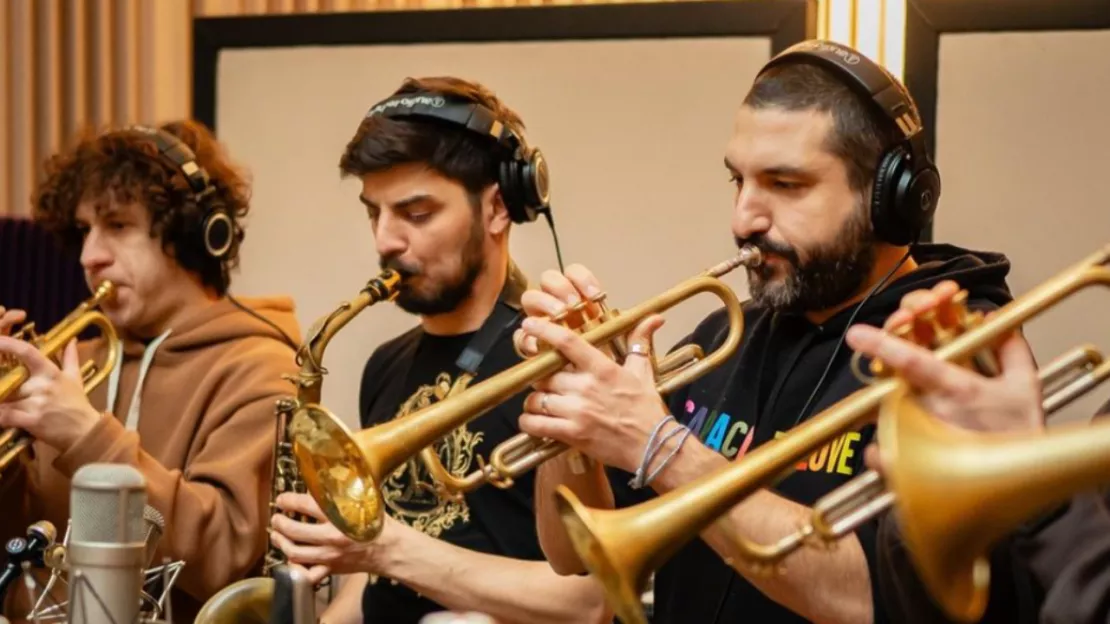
[0,306,27,336]
[512,264,675,474]
[271,492,404,586]
[0,336,103,451]
[846,280,1044,470]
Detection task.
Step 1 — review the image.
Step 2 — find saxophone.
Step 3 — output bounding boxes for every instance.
[194,269,403,624]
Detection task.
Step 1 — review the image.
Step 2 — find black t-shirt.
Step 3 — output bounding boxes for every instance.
[607,244,1020,623]
[357,306,543,623]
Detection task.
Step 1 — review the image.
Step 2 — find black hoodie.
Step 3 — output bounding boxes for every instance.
[608,243,1019,624]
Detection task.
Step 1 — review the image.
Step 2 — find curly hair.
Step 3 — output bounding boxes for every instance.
[32,119,251,296]
[339,76,527,204]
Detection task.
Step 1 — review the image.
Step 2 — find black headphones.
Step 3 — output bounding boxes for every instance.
[126,125,236,259]
[363,92,552,224]
[758,40,941,246]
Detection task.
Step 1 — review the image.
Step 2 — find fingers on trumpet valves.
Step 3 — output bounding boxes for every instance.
[863,288,977,379]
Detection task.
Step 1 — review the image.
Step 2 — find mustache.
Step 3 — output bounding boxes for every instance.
[735,234,800,266]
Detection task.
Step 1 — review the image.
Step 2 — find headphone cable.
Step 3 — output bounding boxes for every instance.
[541,209,566,273]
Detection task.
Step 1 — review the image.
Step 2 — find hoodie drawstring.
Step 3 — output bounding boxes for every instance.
[106,329,173,431]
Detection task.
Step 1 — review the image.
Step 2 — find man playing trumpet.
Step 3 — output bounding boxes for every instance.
[0,121,302,622]
[513,41,1038,623]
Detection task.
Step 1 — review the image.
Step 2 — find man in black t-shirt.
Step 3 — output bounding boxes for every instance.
[268,76,609,624]
[511,41,1040,623]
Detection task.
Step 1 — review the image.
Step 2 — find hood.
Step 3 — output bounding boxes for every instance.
[104,295,301,429]
[117,295,302,360]
[819,242,1014,331]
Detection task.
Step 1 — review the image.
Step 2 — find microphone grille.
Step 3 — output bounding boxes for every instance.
[70,463,147,543]
[143,505,166,533]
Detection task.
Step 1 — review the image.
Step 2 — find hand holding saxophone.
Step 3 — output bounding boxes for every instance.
[845,279,1045,437]
[0,334,102,451]
[513,264,674,475]
[270,491,402,586]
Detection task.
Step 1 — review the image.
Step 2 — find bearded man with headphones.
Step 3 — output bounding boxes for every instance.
[0,120,304,621]
[267,76,610,624]
[513,40,1040,623]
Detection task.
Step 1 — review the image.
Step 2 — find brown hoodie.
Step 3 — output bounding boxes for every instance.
[0,295,302,623]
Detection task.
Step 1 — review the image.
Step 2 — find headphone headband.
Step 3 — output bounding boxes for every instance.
[362,89,551,224]
[760,40,923,141]
[365,92,525,154]
[756,40,940,246]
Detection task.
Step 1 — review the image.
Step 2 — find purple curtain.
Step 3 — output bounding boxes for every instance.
[0,217,89,335]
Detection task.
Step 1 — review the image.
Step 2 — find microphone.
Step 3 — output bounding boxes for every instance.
[67,463,147,624]
[0,521,57,604]
[269,564,316,624]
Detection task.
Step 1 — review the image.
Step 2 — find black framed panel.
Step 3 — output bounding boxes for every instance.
[905,0,1110,159]
[193,0,817,130]
[902,0,1110,419]
[191,0,817,428]
[903,0,1110,240]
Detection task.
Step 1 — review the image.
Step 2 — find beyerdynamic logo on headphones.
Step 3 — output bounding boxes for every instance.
[366,95,446,117]
[797,41,861,65]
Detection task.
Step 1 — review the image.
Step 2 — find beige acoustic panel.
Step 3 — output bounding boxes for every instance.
[933,29,1110,424]
[217,37,768,429]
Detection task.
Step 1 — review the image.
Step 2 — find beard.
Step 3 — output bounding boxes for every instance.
[381,214,487,316]
[740,203,877,315]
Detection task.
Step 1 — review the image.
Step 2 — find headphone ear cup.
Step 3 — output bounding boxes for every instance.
[499,159,527,224]
[870,145,911,246]
[203,208,234,259]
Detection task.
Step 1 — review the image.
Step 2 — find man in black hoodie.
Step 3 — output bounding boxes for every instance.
[510,40,1029,623]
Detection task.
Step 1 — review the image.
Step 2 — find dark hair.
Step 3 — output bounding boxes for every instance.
[32,119,251,296]
[339,76,526,202]
[742,62,918,196]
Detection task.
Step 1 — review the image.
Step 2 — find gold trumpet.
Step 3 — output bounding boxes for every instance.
[291,250,761,541]
[554,244,1110,624]
[0,281,119,480]
[733,343,1110,567]
[420,249,764,498]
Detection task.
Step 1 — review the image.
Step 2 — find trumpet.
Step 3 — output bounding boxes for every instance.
[741,343,1110,566]
[421,249,764,497]
[554,244,1110,624]
[291,250,761,541]
[0,281,119,480]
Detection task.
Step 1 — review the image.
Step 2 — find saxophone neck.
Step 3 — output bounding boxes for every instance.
[295,269,403,385]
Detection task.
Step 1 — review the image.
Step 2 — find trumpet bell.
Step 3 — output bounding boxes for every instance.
[290,404,383,542]
[880,380,1110,623]
[556,493,646,624]
[878,385,991,622]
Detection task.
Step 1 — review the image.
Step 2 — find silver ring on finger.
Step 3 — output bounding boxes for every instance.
[540,392,550,416]
[628,342,650,357]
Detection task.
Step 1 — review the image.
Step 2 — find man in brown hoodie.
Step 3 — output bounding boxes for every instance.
[845,279,1110,623]
[0,120,302,622]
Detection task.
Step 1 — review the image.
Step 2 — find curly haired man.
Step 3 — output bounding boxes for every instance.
[0,120,302,622]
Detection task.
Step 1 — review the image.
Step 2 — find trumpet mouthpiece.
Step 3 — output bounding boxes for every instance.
[707,247,762,278]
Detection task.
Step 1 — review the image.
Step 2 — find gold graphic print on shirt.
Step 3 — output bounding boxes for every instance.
[382,371,484,537]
